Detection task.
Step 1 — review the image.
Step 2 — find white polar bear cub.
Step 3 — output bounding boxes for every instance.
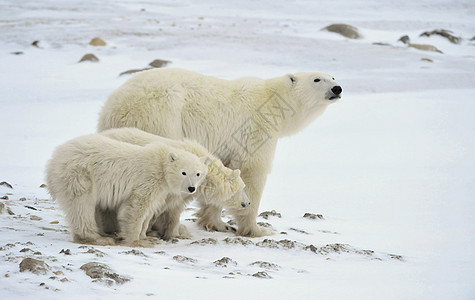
[98,68,342,237]
[100,127,250,237]
[45,134,209,246]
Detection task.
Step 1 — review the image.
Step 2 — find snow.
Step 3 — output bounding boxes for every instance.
[1,0,474,299]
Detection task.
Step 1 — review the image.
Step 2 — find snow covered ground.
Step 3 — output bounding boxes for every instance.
[1,0,474,299]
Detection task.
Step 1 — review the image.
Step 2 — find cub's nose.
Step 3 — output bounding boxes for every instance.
[188,186,196,193]
[331,86,342,95]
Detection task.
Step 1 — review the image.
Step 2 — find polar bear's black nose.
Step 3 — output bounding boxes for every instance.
[188,186,195,193]
[332,86,342,95]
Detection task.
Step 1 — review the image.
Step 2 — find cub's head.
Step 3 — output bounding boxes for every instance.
[197,159,248,209]
[280,72,342,136]
[165,151,210,195]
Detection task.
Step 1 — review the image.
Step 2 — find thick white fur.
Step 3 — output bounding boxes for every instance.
[98,68,341,237]
[45,134,208,246]
[100,127,248,236]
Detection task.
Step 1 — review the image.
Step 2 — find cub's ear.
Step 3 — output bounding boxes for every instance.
[200,156,211,166]
[233,169,241,177]
[169,153,178,162]
[287,74,296,85]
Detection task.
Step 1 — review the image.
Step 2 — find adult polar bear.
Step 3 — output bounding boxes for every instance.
[98,68,342,237]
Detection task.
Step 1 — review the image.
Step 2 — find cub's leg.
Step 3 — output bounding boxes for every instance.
[65,193,115,246]
[117,196,153,247]
[195,202,235,232]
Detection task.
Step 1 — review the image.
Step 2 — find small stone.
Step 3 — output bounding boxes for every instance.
[223,237,254,246]
[213,257,237,267]
[10,51,24,55]
[322,23,363,39]
[89,37,106,46]
[59,249,71,255]
[1,196,8,200]
[25,205,37,211]
[119,68,150,76]
[60,277,69,282]
[30,215,42,221]
[303,213,324,220]
[120,249,148,257]
[420,58,433,62]
[20,248,33,253]
[408,43,443,54]
[289,227,309,234]
[19,258,50,275]
[19,197,26,201]
[39,184,47,188]
[5,273,10,278]
[50,220,59,224]
[31,40,40,47]
[7,208,14,215]
[79,53,99,63]
[0,181,13,189]
[80,262,130,285]
[172,255,197,264]
[252,271,272,279]
[149,59,170,68]
[250,261,280,270]
[190,238,218,246]
[258,210,281,220]
[53,271,64,276]
[0,202,4,214]
[398,35,410,44]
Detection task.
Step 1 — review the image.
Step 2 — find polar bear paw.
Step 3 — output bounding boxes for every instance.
[237,224,275,238]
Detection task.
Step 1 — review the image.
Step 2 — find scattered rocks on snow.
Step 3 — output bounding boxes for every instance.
[173,255,197,264]
[121,249,148,257]
[321,23,363,39]
[190,238,218,246]
[19,258,50,275]
[89,37,106,46]
[81,247,106,257]
[408,43,443,54]
[223,237,254,246]
[250,261,280,270]
[303,213,324,220]
[258,210,281,220]
[252,271,272,279]
[306,243,375,257]
[256,239,303,250]
[420,29,462,44]
[79,53,99,63]
[0,181,13,189]
[213,257,238,267]
[80,262,130,285]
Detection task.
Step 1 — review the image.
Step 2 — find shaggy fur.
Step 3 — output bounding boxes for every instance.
[100,127,249,237]
[98,68,342,237]
[45,134,208,246]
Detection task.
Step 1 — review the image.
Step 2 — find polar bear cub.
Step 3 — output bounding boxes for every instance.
[45,133,209,246]
[100,127,249,236]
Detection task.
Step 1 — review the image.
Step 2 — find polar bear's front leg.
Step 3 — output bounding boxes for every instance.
[234,173,274,237]
[195,203,236,232]
[117,197,152,246]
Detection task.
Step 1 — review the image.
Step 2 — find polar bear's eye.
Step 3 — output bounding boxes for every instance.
[332,77,335,80]
[196,173,200,177]
[314,78,320,82]
[182,172,187,176]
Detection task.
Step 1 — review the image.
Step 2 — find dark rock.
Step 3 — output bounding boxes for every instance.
[421,58,434,62]
[10,51,24,55]
[80,262,129,284]
[79,53,99,63]
[149,59,170,68]
[322,23,363,39]
[1,195,8,200]
[223,237,254,246]
[59,249,71,255]
[420,29,462,44]
[19,258,50,275]
[190,238,218,246]
[119,68,151,76]
[252,271,272,279]
[0,202,4,214]
[303,213,324,220]
[120,249,148,257]
[7,208,14,215]
[0,181,13,189]
[289,227,309,235]
[39,184,47,188]
[398,35,410,44]
[24,205,37,211]
[372,42,392,46]
[31,40,40,48]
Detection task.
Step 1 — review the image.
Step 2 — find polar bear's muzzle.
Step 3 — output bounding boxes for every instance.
[328,85,342,100]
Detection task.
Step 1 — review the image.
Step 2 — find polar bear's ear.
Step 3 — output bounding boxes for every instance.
[233,169,241,178]
[287,74,297,86]
[200,156,211,166]
[169,153,178,162]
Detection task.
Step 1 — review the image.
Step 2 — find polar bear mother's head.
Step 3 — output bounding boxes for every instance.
[279,72,342,136]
